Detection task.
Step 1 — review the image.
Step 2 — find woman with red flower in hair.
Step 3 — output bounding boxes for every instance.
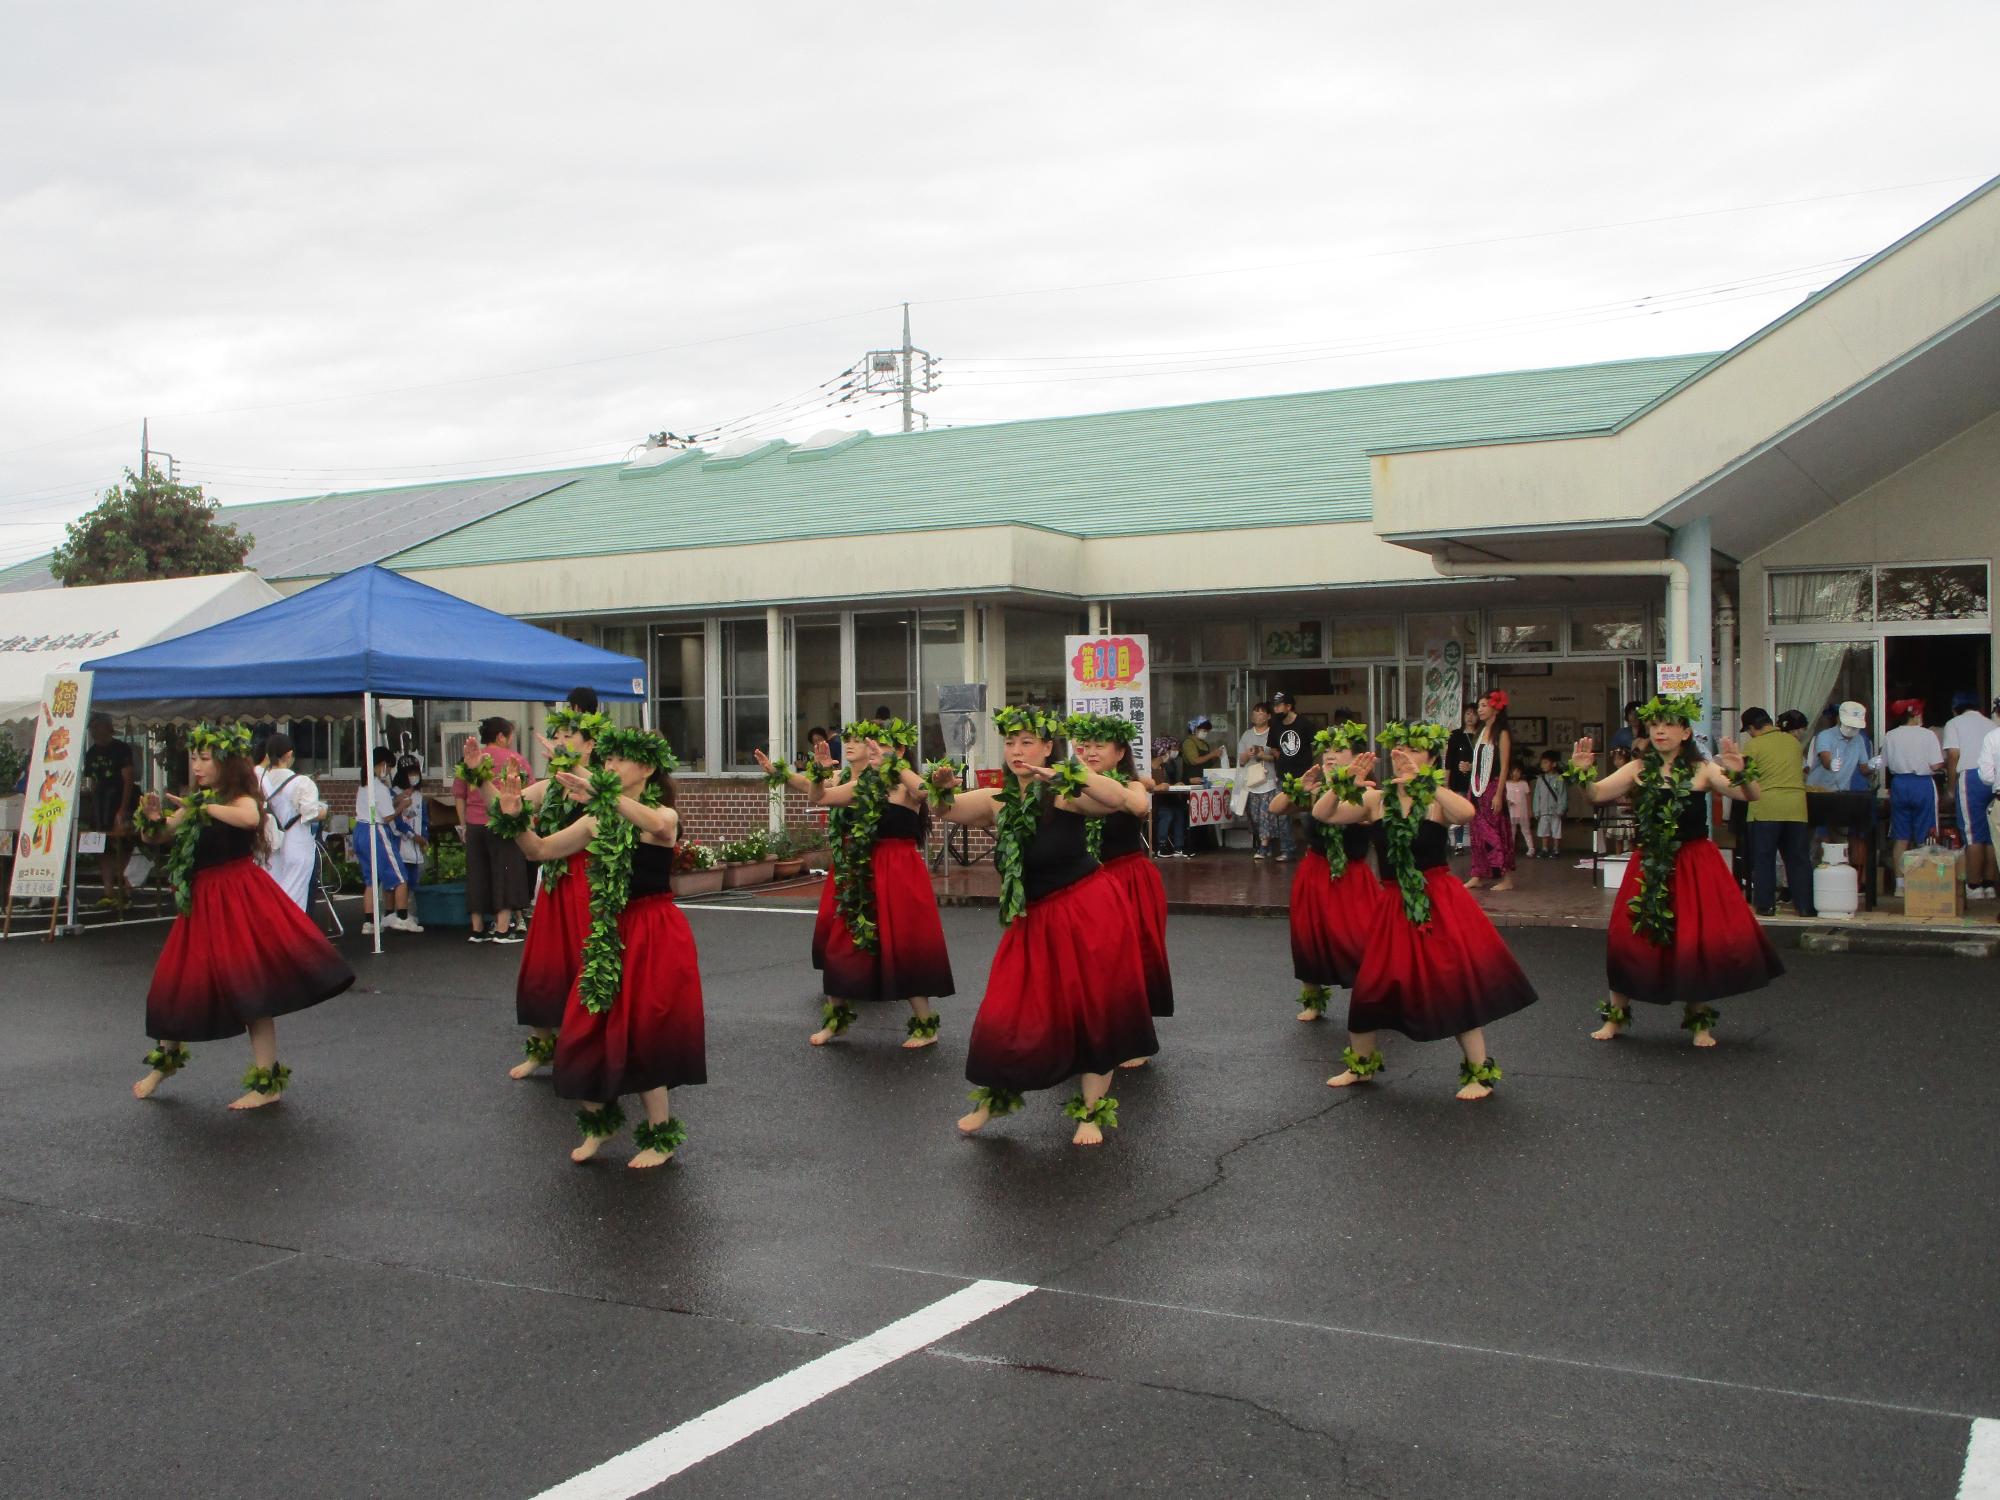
[1465,690,1517,893]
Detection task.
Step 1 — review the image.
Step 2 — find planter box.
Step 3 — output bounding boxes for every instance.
[804,849,833,871]
[723,858,775,888]
[773,858,806,879]
[670,869,725,897]
[413,881,469,928]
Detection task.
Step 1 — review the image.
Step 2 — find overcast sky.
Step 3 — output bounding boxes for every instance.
[2,1,1995,566]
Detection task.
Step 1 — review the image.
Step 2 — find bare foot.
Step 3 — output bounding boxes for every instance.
[1590,1021,1625,1041]
[1327,1070,1368,1088]
[809,1026,840,1047]
[1118,1057,1148,1069]
[1455,1080,1494,1101]
[1297,1008,1325,1023]
[1465,876,1486,889]
[227,1090,281,1111]
[957,1105,991,1134]
[132,1071,165,1100]
[1692,1029,1718,1049]
[627,1147,672,1169]
[1491,880,1515,892]
[508,1056,545,1079]
[571,1136,605,1163]
[1072,1121,1105,1146]
[902,1032,937,1050]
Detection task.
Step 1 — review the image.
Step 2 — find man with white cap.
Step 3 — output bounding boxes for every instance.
[1942,692,1997,900]
[1808,700,1877,877]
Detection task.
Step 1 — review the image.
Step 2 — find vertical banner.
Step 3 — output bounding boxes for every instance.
[1419,639,1463,725]
[1064,634,1151,754]
[9,670,93,902]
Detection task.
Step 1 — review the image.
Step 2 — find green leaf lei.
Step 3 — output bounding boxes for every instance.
[1380,766,1443,926]
[832,765,892,953]
[532,775,586,891]
[923,759,967,813]
[1049,758,1091,801]
[1628,747,1696,947]
[454,757,494,788]
[578,768,640,1016]
[1560,761,1600,787]
[160,791,215,915]
[994,777,1047,926]
[1083,767,1129,859]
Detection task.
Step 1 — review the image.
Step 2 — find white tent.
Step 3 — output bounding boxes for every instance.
[0,573,283,722]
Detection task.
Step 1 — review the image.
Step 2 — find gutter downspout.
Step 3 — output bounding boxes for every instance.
[1429,557,1692,662]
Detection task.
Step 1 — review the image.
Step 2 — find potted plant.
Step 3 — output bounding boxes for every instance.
[770,829,807,880]
[413,829,470,928]
[670,841,725,897]
[721,829,776,888]
[798,823,833,871]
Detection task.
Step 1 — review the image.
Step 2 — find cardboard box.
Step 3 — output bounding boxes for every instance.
[1901,847,1964,921]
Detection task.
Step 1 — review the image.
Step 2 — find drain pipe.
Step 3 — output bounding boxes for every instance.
[1429,557,1692,662]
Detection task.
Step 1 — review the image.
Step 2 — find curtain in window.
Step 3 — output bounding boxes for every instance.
[1773,643,1850,726]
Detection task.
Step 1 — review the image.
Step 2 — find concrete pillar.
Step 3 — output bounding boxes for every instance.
[1668,516,1713,739]
[766,606,784,833]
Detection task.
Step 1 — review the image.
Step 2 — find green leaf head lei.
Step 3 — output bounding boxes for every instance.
[546,707,615,745]
[595,726,680,774]
[1376,720,1449,755]
[1636,692,1702,727]
[992,704,1062,741]
[187,721,252,760]
[1061,712,1138,747]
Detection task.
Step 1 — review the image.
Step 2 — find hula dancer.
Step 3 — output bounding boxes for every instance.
[1319,722,1538,1101]
[1569,695,1781,1046]
[756,717,955,1049]
[132,723,355,1109]
[1466,690,1517,892]
[466,698,612,1079]
[1065,713,1172,1066]
[936,707,1154,1146]
[1269,724,1378,1023]
[492,728,704,1169]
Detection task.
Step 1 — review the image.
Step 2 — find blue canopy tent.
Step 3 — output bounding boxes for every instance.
[83,564,648,953]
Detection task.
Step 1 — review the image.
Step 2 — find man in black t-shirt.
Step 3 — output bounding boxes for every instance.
[1265,692,1316,861]
[82,715,136,908]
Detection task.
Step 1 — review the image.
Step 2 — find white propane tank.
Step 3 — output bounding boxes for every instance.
[1813,844,1860,920]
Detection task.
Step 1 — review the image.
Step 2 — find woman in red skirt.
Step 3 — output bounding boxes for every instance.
[1568,694,1780,1046]
[132,722,354,1109]
[1269,724,1378,1022]
[1065,713,1170,1067]
[936,706,1154,1146]
[494,728,704,1169]
[764,730,862,1005]
[759,718,955,1049]
[1317,723,1538,1101]
[468,699,610,1079]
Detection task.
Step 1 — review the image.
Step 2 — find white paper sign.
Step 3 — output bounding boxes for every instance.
[1185,784,1234,827]
[1656,661,1704,697]
[1420,640,1464,725]
[78,832,106,854]
[9,671,94,902]
[1063,634,1153,757]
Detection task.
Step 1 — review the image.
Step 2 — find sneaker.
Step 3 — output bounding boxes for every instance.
[1894,880,1906,898]
[362,921,376,935]
[397,915,425,933]
[1252,851,1267,862]
[1274,852,1291,863]
[491,930,523,945]
[468,930,490,943]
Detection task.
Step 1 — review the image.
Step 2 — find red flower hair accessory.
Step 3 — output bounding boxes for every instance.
[1482,689,1510,711]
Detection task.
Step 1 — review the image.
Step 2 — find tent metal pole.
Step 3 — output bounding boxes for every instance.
[363,692,381,958]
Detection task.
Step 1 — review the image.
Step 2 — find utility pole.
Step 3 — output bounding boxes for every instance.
[138,418,178,484]
[900,303,915,433]
[846,306,940,431]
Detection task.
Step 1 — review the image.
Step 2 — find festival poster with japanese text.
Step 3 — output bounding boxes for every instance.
[1064,634,1151,759]
[9,671,92,902]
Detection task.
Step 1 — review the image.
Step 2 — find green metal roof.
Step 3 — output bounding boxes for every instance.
[384,354,1713,572]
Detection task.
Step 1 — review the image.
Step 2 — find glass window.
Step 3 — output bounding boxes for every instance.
[1405,611,1478,655]
[1769,569,1871,625]
[1004,608,1075,710]
[1568,604,1645,654]
[721,620,768,770]
[918,610,965,760]
[1774,641,1874,735]
[1130,620,1194,666]
[291,719,360,777]
[652,624,706,772]
[792,617,842,760]
[1490,607,1559,655]
[1257,619,1323,662]
[1198,620,1250,663]
[1152,670,1239,765]
[1330,615,1396,659]
[855,610,916,729]
[599,626,647,728]
[1876,564,1989,621]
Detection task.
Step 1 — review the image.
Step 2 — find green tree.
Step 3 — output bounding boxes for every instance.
[49,466,252,587]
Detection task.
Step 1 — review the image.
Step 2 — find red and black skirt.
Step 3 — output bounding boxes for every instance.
[810,869,837,971]
[965,869,1157,1092]
[1607,838,1784,1005]
[515,852,590,1030]
[823,837,956,1002]
[553,893,707,1101]
[1100,850,1173,1017]
[146,857,354,1042]
[1290,848,1380,990]
[1348,870,1538,1042]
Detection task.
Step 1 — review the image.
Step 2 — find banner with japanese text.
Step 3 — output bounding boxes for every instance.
[1063,634,1152,757]
[1419,639,1464,726]
[9,671,93,902]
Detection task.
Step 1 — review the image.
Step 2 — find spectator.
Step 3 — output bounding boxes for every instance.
[1808,701,1876,875]
[1238,701,1279,859]
[1446,707,1477,852]
[356,746,416,935]
[1882,698,1945,897]
[1504,761,1534,858]
[1609,701,1644,752]
[1532,751,1566,859]
[1264,691,1315,862]
[1603,746,1636,853]
[1742,707,1816,918]
[81,714,136,910]
[1943,692,1997,901]
[456,716,533,943]
[1149,735,1188,858]
[1777,709,1810,741]
[1977,712,2000,915]
[1181,714,1224,774]
[804,725,833,767]
[391,759,430,899]
[256,732,325,914]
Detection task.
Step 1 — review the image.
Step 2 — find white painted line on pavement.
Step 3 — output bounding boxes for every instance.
[677,903,816,915]
[1963,1418,2000,1498]
[528,1278,1034,1499]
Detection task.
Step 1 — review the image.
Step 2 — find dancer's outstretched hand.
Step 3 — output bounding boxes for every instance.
[1715,738,1747,774]
[751,748,777,776]
[1347,751,1379,785]
[1387,746,1421,784]
[162,791,186,810]
[1570,737,1596,769]
[553,769,595,799]
[461,735,483,768]
[813,740,836,770]
[494,765,526,815]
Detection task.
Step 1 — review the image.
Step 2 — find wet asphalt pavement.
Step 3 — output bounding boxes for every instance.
[2,904,1995,1499]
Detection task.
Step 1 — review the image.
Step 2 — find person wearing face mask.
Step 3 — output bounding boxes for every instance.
[1807,702,1876,876]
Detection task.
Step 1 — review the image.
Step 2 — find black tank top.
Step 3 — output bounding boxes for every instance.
[1674,795,1711,843]
[1370,816,1449,879]
[877,802,923,842]
[1025,806,1099,902]
[630,840,674,898]
[193,819,257,869]
[1099,810,1146,860]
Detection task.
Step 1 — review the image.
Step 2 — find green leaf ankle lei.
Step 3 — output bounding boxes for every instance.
[161,791,214,915]
[1083,767,1130,859]
[1341,1045,1384,1078]
[576,1101,626,1138]
[994,777,1048,926]
[1381,768,1443,926]
[633,1118,687,1154]
[832,765,892,954]
[905,1011,941,1039]
[579,769,640,1015]
[1062,1093,1119,1129]
[241,1062,291,1095]
[1459,1057,1502,1088]
[968,1085,1025,1116]
[1629,748,1696,947]
[143,1042,190,1076]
